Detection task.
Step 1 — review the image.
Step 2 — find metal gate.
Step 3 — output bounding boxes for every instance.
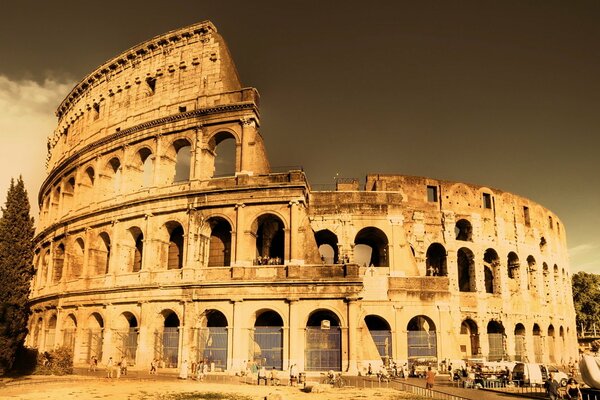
[305,327,341,371]
[369,330,392,362]
[87,329,103,361]
[62,329,76,353]
[533,336,543,363]
[197,327,228,370]
[155,328,179,367]
[488,333,504,361]
[407,331,437,358]
[45,329,56,351]
[252,327,283,369]
[115,329,138,363]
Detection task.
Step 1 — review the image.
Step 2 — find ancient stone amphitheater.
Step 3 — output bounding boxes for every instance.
[27,21,577,373]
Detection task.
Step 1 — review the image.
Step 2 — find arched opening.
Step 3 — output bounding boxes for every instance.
[62,314,77,354]
[253,310,284,370]
[460,319,480,358]
[134,232,143,272]
[455,219,473,241]
[45,315,57,351]
[559,326,565,362]
[38,250,50,288]
[407,316,437,369]
[209,132,237,177]
[139,148,154,188]
[483,249,500,294]
[548,325,556,363]
[533,324,542,363]
[173,139,192,182]
[106,157,122,196]
[305,310,341,371]
[115,312,138,364]
[426,243,447,276]
[157,311,180,368]
[124,227,144,273]
[32,317,43,348]
[96,232,111,275]
[527,255,537,292]
[487,321,505,361]
[62,177,75,214]
[254,214,285,265]
[207,218,232,267]
[457,248,475,292]
[315,229,339,264]
[51,186,60,217]
[197,310,228,371]
[52,243,65,284]
[354,227,389,267]
[85,313,104,362]
[166,222,184,269]
[69,238,84,279]
[365,315,392,363]
[543,263,550,300]
[514,323,527,362]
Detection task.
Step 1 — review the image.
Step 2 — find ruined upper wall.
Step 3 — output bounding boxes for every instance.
[45,21,247,173]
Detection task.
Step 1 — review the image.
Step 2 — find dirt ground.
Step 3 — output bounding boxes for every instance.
[0,376,422,400]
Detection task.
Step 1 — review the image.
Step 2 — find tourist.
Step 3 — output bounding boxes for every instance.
[150,358,157,375]
[270,367,280,385]
[196,361,205,381]
[547,373,561,400]
[289,363,298,386]
[425,366,436,389]
[367,363,373,375]
[565,377,582,400]
[257,366,267,385]
[120,356,128,376]
[89,355,97,372]
[106,357,114,378]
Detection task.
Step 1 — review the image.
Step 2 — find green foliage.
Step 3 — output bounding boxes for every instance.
[0,177,35,374]
[34,346,73,375]
[572,272,600,333]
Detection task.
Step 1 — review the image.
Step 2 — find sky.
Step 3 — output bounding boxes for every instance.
[0,1,598,273]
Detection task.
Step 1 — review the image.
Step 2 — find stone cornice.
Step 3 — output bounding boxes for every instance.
[39,102,258,203]
[56,21,216,119]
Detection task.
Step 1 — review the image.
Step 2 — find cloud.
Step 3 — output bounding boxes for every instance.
[0,75,73,218]
[569,243,599,257]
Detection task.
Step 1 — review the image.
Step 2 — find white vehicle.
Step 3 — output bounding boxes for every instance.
[512,363,568,386]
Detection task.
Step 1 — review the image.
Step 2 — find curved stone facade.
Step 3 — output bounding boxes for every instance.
[27,21,577,373]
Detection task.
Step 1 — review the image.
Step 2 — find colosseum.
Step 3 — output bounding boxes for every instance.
[26,21,577,374]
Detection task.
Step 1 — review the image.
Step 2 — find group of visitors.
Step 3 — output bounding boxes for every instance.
[254,256,282,265]
[177,359,210,380]
[102,356,128,378]
[547,375,582,400]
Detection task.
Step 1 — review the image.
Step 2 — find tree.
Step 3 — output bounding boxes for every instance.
[572,271,600,335]
[0,177,35,374]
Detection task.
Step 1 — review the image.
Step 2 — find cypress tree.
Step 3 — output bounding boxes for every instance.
[0,177,35,374]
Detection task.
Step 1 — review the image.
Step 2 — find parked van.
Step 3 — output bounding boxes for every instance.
[512,363,568,386]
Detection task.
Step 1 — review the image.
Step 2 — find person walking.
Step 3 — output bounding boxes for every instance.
[179,360,189,379]
[106,357,114,378]
[425,366,436,389]
[547,373,561,400]
[566,377,583,400]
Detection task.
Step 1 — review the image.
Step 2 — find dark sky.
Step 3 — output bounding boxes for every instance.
[1,0,598,272]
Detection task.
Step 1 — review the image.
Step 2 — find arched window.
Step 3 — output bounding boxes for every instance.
[354,227,389,267]
[107,157,122,195]
[62,177,75,214]
[253,214,285,264]
[483,248,500,294]
[305,310,341,371]
[45,315,57,351]
[209,132,237,177]
[98,232,111,275]
[198,310,228,370]
[52,243,65,284]
[85,313,104,362]
[69,238,84,279]
[207,218,232,267]
[115,312,138,364]
[548,325,556,363]
[407,315,437,361]
[533,324,543,363]
[514,323,526,361]
[159,311,180,368]
[426,243,447,276]
[460,319,480,358]
[62,314,77,354]
[166,223,184,269]
[487,321,505,361]
[139,148,154,188]
[127,227,144,273]
[365,315,392,363]
[457,248,475,292]
[38,249,50,288]
[527,255,537,292]
[507,252,520,280]
[455,219,473,241]
[315,229,339,264]
[253,310,284,370]
[173,139,192,182]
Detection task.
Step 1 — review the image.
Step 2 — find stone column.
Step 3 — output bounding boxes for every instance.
[287,299,300,370]
[233,204,248,266]
[230,299,245,370]
[346,297,360,374]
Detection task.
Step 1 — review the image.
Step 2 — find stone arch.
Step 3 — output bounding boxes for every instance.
[208,130,238,178]
[90,231,111,275]
[483,248,500,294]
[455,219,473,241]
[252,310,284,369]
[457,247,475,292]
[305,309,342,371]
[124,226,144,273]
[84,312,104,362]
[426,243,447,276]
[114,311,139,363]
[364,315,392,363]
[164,221,185,269]
[171,138,192,183]
[156,309,180,368]
[507,251,520,280]
[487,320,505,361]
[205,217,232,267]
[62,313,77,354]
[45,314,58,351]
[460,319,480,358]
[135,146,154,188]
[514,323,527,361]
[407,315,437,362]
[196,310,229,370]
[62,176,76,214]
[315,229,339,264]
[548,324,556,363]
[527,255,538,292]
[69,237,85,279]
[52,242,65,284]
[354,227,389,267]
[101,157,122,197]
[252,213,285,264]
[38,248,50,288]
[32,316,43,348]
[533,323,543,363]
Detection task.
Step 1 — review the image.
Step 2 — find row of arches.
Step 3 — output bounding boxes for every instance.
[41,133,237,226]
